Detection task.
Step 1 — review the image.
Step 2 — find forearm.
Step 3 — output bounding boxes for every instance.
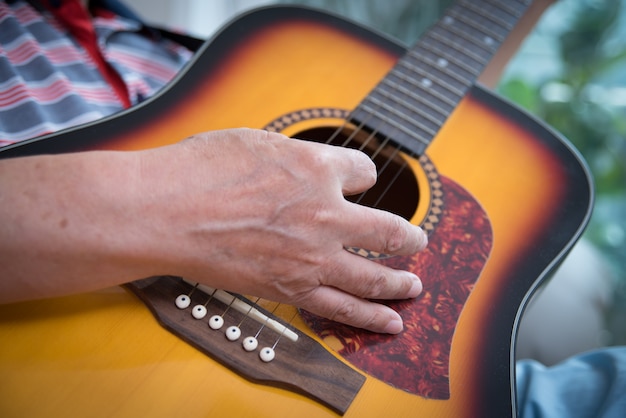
[0,129,427,334]
[0,150,157,303]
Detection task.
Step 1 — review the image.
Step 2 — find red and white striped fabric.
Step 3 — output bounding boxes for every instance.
[0,0,193,146]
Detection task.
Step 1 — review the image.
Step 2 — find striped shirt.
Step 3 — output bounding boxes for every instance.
[0,0,193,146]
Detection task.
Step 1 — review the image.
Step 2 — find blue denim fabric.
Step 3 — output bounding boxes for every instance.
[516,346,626,418]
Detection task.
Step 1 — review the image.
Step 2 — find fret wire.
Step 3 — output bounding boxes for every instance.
[387,69,458,107]
[410,41,482,77]
[381,78,452,119]
[346,107,411,160]
[339,117,368,147]
[429,27,493,63]
[360,129,396,167]
[458,0,515,30]
[454,1,513,36]
[375,82,445,126]
[358,103,431,145]
[346,105,407,161]
[391,65,465,98]
[485,0,530,22]
[402,48,474,86]
[343,113,394,161]
[365,95,437,136]
[485,0,526,18]
[343,118,406,184]
[347,0,531,156]
[447,8,506,43]
[368,135,392,162]
[399,60,468,94]
[358,105,433,147]
[355,125,381,154]
[419,31,487,70]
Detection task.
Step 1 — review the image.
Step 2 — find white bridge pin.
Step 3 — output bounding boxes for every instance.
[243,336,258,352]
[226,326,241,341]
[259,347,275,363]
[175,294,191,309]
[209,315,225,330]
[191,305,207,319]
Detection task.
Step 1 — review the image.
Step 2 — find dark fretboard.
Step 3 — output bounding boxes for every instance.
[350,0,532,155]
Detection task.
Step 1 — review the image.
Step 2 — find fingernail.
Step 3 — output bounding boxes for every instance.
[408,274,423,298]
[383,317,404,334]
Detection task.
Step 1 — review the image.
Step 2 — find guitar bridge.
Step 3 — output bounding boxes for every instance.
[125,276,365,415]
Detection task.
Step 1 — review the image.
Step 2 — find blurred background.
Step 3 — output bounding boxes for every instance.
[126,0,626,365]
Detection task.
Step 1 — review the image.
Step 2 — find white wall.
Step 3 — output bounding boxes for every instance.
[125,0,274,38]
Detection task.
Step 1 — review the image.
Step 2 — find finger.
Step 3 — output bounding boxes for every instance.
[321,249,423,301]
[336,148,377,196]
[300,285,406,334]
[341,204,428,256]
[302,141,376,196]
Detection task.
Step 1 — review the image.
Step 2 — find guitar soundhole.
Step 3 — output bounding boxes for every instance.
[294,127,419,220]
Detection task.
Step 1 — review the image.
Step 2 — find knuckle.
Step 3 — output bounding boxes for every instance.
[334,304,385,332]
[309,151,331,174]
[327,300,359,323]
[381,215,408,254]
[359,309,387,332]
[363,271,389,299]
[292,143,333,178]
[307,203,334,228]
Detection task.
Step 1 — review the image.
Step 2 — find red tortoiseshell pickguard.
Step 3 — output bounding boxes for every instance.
[300,175,493,399]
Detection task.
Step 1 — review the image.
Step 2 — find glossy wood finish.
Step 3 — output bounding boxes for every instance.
[0,5,592,417]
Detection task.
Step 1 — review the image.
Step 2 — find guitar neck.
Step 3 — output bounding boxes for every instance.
[349,0,532,155]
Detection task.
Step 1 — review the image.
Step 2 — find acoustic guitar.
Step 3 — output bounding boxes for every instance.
[0,1,593,417]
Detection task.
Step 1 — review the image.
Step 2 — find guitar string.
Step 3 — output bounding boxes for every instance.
[268,309,301,351]
[235,296,262,329]
[237,34,432,336]
[320,0,519,207]
[316,104,413,209]
[314,0,510,206]
[218,7,474,332]
[185,283,199,298]
[193,285,217,312]
[251,300,282,340]
[328,105,418,210]
[208,291,240,329]
[201,292,288,348]
[221,103,421,335]
[186,2,526,345]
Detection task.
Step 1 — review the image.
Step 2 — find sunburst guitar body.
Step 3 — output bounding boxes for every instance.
[0,3,592,418]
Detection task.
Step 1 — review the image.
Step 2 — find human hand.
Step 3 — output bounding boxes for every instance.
[0,128,426,333]
[136,128,427,334]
